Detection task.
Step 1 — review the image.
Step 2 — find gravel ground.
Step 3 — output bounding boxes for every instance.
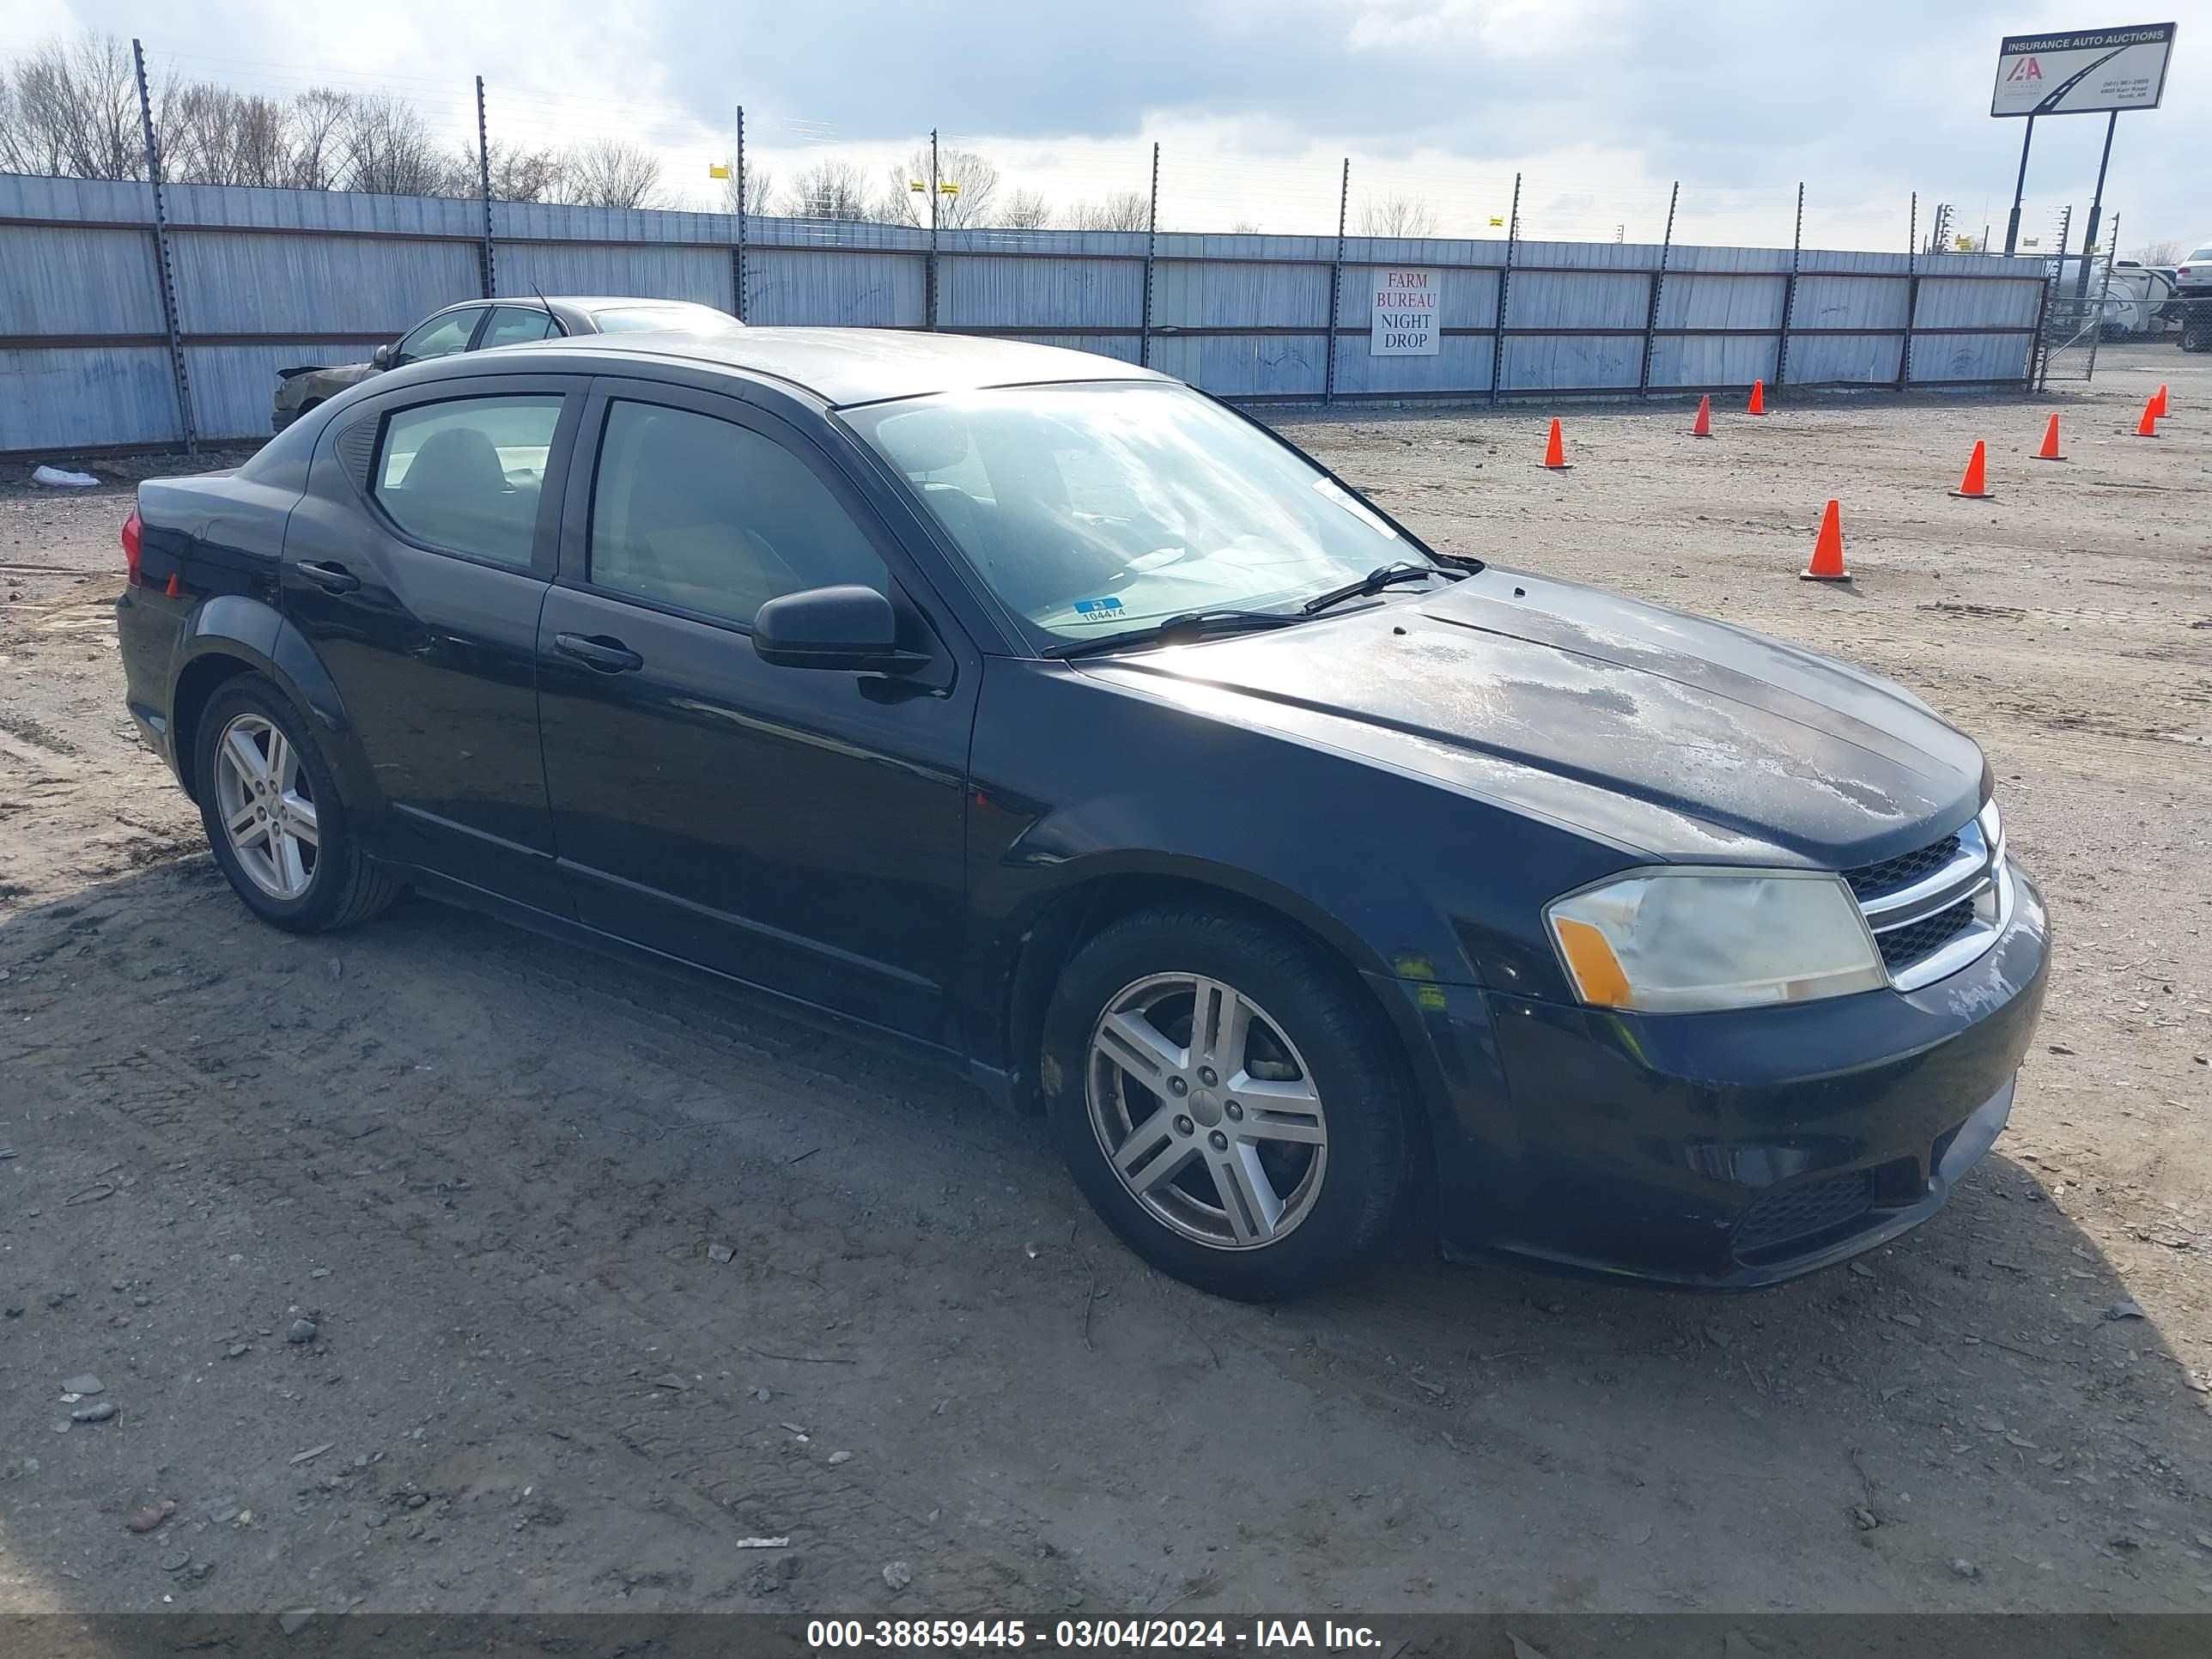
[1,345,2209,1620]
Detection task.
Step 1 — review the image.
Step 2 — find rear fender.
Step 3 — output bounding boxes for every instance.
[174,597,380,812]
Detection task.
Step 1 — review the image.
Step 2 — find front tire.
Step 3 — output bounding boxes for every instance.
[1042,906,1413,1301]
[194,674,400,933]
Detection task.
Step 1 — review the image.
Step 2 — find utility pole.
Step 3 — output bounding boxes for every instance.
[132,38,195,459]
[927,128,939,331]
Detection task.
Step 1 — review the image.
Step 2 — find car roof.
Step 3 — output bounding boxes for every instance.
[479,326,1167,408]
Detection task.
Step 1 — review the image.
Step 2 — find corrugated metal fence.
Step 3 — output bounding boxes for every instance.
[0,173,2046,458]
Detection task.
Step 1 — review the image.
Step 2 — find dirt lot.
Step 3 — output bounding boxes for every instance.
[3,346,2209,1622]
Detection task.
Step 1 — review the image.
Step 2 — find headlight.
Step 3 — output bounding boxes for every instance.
[1546,869,1887,1013]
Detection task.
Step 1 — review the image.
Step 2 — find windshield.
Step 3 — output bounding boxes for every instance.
[589,303,743,333]
[847,381,1431,647]
[2190,246,2212,263]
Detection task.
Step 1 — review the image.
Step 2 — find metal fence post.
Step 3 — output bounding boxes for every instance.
[131,38,195,460]
[1775,182,1802,388]
[1323,157,1347,407]
[927,128,939,331]
[1139,141,1159,368]
[2028,263,2053,392]
[475,76,495,298]
[1899,191,1917,391]
[733,105,748,322]
[2084,212,2118,384]
[1639,181,1678,398]
[1489,172,1520,407]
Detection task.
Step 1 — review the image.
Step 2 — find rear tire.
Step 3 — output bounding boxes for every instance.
[194,674,400,933]
[1042,906,1413,1301]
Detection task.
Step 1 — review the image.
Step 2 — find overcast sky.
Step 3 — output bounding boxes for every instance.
[4,0,2204,252]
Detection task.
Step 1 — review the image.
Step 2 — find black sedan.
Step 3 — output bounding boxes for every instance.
[117,330,2049,1301]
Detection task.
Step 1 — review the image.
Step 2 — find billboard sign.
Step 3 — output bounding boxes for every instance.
[1369,268,1439,356]
[1991,22,2177,116]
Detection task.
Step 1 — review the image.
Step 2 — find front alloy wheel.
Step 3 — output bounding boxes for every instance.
[1088,974,1328,1249]
[1044,906,1412,1301]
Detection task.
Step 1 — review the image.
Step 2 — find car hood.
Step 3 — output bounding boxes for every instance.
[1078,567,1988,868]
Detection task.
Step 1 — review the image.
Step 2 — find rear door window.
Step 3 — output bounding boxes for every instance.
[481,306,562,349]
[374,396,563,567]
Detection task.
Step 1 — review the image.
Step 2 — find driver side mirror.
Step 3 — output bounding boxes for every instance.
[752,585,927,674]
[371,343,395,370]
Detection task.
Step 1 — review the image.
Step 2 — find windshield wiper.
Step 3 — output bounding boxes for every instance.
[1300,561,1449,617]
[1042,609,1303,660]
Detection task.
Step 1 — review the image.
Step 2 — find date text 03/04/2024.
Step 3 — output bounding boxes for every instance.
[805,1618,1387,1650]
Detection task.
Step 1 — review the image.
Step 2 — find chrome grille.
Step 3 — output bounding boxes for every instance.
[1845,835,1961,902]
[1874,896,1978,971]
[1855,801,2009,992]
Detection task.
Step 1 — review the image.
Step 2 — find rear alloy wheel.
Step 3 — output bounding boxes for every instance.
[1044,907,1412,1300]
[212,712,319,901]
[194,674,401,933]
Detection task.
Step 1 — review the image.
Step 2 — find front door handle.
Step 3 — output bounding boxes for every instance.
[554,632,643,673]
[296,560,360,593]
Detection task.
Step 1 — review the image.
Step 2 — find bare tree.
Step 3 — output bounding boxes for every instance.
[994,187,1054,229]
[1359,195,1438,237]
[481,139,567,203]
[720,164,775,216]
[1065,191,1150,231]
[0,32,148,180]
[283,88,353,191]
[2132,238,2183,265]
[884,143,1000,229]
[561,137,662,209]
[163,84,298,186]
[1228,220,1261,234]
[783,160,876,222]
[342,94,466,197]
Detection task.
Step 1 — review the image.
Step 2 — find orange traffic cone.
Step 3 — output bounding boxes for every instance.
[1541,417,1570,469]
[1688,394,1714,438]
[2136,398,2160,437]
[2033,412,2064,461]
[1747,379,1768,416]
[1948,440,1995,500]
[2152,382,2170,417]
[1801,500,1849,582]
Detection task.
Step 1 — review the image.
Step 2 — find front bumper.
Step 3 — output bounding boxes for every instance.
[1402,860,2049,1288]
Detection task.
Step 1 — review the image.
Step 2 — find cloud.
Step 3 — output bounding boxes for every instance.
[12,0,2208,245]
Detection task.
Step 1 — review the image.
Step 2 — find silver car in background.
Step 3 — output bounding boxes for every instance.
[271,296,744,429]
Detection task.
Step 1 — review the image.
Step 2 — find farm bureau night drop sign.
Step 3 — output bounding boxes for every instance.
[1370,268,1439,356]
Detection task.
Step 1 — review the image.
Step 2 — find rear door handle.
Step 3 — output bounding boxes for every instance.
[296,560,360,593]
[554,632,643,673]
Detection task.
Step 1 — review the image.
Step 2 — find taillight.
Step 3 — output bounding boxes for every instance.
[122,507,144,586]
[2182,266,2195,278]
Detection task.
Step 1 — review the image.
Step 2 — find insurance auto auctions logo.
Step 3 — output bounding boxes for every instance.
[2005,55,2043,81]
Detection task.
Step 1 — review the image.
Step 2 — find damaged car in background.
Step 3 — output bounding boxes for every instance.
[271,295,743,430]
